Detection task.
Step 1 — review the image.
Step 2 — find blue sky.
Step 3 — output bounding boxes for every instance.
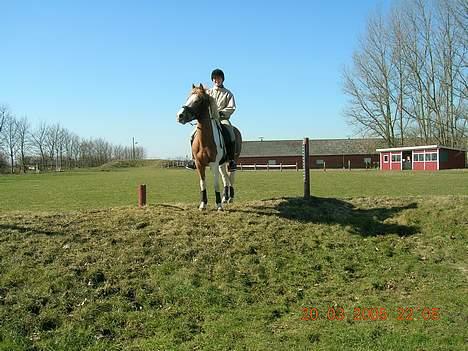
[1,0,390,159]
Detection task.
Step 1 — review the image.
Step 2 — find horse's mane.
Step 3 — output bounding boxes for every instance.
[191,84,219,120]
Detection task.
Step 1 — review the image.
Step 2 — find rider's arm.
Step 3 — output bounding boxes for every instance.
[219,92,236,120]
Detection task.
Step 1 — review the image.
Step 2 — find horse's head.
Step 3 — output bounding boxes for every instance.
[176,84,210,125]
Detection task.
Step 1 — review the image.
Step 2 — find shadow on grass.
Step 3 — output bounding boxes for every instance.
[0,224,63,236]
[238,197,419,237]
[153,204,186,211]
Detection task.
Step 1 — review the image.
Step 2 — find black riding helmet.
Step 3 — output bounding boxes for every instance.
[211,68,225,81]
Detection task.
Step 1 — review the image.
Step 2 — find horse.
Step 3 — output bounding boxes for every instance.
[176,84,242,211]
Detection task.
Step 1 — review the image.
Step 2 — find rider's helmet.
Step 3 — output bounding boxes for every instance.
[211,68,225,81]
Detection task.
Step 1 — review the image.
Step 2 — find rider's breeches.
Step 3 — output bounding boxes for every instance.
[221,120,235,141]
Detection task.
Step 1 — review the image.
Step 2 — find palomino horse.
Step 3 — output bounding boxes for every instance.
[177,84,242,210]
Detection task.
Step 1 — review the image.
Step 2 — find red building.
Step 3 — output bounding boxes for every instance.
[376,145,466,171]
[238,138,387,169]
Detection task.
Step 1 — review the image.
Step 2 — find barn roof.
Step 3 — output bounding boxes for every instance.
[241,138,388,157]
[376,145,467,152]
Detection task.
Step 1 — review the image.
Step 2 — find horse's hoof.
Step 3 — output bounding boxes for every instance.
[216,204,223,211]
[227,198,234,204]
[222,197,228,204]
[199,203,207,211]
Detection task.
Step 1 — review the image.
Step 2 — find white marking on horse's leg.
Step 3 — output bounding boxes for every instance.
[210,162,223,210]
[219,163,230,187]
[198,178,207,210]
[211,165,220,193]
[219,163,231,203]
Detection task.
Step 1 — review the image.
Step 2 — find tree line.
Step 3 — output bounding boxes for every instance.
[343,0,467,148]
[0,105,145,174]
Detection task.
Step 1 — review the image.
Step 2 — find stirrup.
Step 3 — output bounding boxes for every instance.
[228,160,237,172]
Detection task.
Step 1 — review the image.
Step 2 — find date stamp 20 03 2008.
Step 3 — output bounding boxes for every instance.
[301,307,441,322]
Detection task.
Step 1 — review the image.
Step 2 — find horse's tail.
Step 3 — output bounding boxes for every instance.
[233,126,242,160]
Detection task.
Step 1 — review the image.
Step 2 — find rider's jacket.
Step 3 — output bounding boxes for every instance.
[207,85,236,122]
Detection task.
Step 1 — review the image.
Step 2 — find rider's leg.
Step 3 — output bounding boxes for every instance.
[221,121,237,171]
[186,129,197,170]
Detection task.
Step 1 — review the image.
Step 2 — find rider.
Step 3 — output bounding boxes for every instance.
[186,68,237,171]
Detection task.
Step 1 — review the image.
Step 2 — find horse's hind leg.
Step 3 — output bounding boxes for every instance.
[228,170,236,203]
[197,166,207,210]
[219,163,231,204]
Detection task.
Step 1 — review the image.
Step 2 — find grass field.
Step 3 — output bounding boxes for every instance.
[0,165,467,212]
[0,165,467,350]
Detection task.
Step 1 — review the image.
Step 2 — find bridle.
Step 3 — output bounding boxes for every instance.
[181,104,195,117]
[180,93,209,125]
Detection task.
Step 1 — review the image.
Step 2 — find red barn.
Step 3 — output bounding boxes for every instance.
[238,138,387,169]
[376,145,466,171]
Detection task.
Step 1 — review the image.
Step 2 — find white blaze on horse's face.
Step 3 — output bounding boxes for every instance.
[185,93,198,108]
[176,106,187,124]
[176,93,199,124]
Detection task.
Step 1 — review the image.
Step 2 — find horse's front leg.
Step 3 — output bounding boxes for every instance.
[210,162,223,211]
[219,163,231,204]
[197,165,207,210]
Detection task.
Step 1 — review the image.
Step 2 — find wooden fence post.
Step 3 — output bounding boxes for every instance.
[138,184,147,208]
[303,138,310,199]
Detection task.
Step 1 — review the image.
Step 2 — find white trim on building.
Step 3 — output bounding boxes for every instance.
[376,145,467,152]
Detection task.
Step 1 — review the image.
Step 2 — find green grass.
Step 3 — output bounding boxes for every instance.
[0,167,467,212]
[0,167,467,350]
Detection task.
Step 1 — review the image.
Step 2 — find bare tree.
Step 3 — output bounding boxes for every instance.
[70,134,81,168]
[0,105,9,135]
[1,114,19,173]
[344,0,467,147]
[16,116,31,173]
[44,123,65,171]
[390,6,412,145]
[0,106,148,172]
[400,3,433,143]
[30,122,49,170]
[436,0,467,146]
[343,12,399,146]
[62,130,81,169]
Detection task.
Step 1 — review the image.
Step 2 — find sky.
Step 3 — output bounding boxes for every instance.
[0,0,391,159]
